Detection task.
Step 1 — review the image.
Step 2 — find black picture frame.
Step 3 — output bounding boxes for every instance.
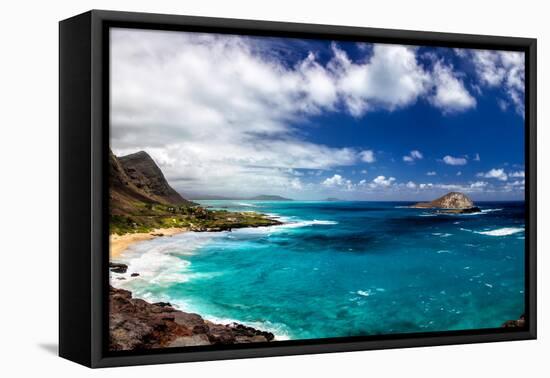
[59,9,537,368]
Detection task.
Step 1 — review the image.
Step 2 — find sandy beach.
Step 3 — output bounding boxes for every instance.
[110,227,188,259]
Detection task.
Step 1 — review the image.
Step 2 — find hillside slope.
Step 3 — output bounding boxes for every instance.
[118,151,191,206]
[109,149,281,235]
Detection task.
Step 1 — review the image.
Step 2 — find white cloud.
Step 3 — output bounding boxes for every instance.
[469,181,488,189]
[456,171,462,176]
[109,28,482,198]
[359,150,376,163]
[406,181,417,189]
[370,175,396,188]
[430,61,476,113]
[403,150,423,162]
[111,29,369,198]
[360,169,368,174]
[471,50,525,116]
[474,153,481,161]
[503,179,525,192]
[329,44,431,116]
[417,181,488,193]
[322,174,353,190]
[427,171,437,176]
[477,168,508,181]
[509,170,525,178]
[443,155,467,166]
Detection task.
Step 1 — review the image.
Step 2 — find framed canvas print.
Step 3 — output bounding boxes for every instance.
[59,10,536,368]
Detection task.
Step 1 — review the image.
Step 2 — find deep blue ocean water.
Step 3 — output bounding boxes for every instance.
[112,200,525,340]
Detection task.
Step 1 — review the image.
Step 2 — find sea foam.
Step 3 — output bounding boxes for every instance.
[234,202,258,207]
[475,227,525,236]
[481,208,503,213]
[281,219,338,228]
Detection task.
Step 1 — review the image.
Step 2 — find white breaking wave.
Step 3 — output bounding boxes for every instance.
[111,232,220,293]
[234,202,258,207]
[481,208,503,213]
[232,218,338,236]
[281,219,338,228]
[193,313,292,341]
[474,227,525,236]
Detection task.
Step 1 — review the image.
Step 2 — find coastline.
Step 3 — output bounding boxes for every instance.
[110,227,189,259]
[109,286,275,350]
[108,205,522,346]
[109,216,287,348]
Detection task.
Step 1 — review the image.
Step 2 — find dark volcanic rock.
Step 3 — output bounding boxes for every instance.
[109,286,275,351]
[411,192,481,214]
[118,151,192,206]
[502,314,526,328]
[130,273,140,277]
[109,149,195,219]
[109,262,128,274]
[153,301,172,307]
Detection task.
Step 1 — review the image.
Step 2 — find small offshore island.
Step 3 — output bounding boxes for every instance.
[109,150,281,350]
[410,192,481,214]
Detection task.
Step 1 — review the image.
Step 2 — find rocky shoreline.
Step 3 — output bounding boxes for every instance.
[109,286,275,351]
[502,314,526,328]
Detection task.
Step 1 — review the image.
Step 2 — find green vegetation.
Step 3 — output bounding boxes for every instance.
[110,203,281,235]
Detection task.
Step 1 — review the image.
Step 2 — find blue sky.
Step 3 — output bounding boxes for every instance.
[110,28,525,201]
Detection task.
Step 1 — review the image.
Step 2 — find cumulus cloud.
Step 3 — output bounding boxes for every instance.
[406,181,417,189]
[370,175,396,188]
[329,44,431,116]
[503,179,525,192]
[477,168,508,181]
[403,150,423,162]
[442,155,467,166]
[111,28,367,197]
[416,181,488,193]
[470,50,525,116]
[322,174,353,190]
[509,170,525,178]
[429,61,476,113]
[359,150,376,163]
[109,28,484,198]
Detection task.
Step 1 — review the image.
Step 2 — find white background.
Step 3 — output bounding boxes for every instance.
[0,0,546,376]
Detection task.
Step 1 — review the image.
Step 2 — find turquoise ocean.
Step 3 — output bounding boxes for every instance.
[111,200,525,340]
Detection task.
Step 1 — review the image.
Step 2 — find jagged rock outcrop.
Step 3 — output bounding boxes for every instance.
[411,192,480,214]
[502,314,526,328]
[109,262,128,274]
[109,286,275,351]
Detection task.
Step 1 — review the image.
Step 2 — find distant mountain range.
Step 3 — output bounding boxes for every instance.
[190,194,293,201]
